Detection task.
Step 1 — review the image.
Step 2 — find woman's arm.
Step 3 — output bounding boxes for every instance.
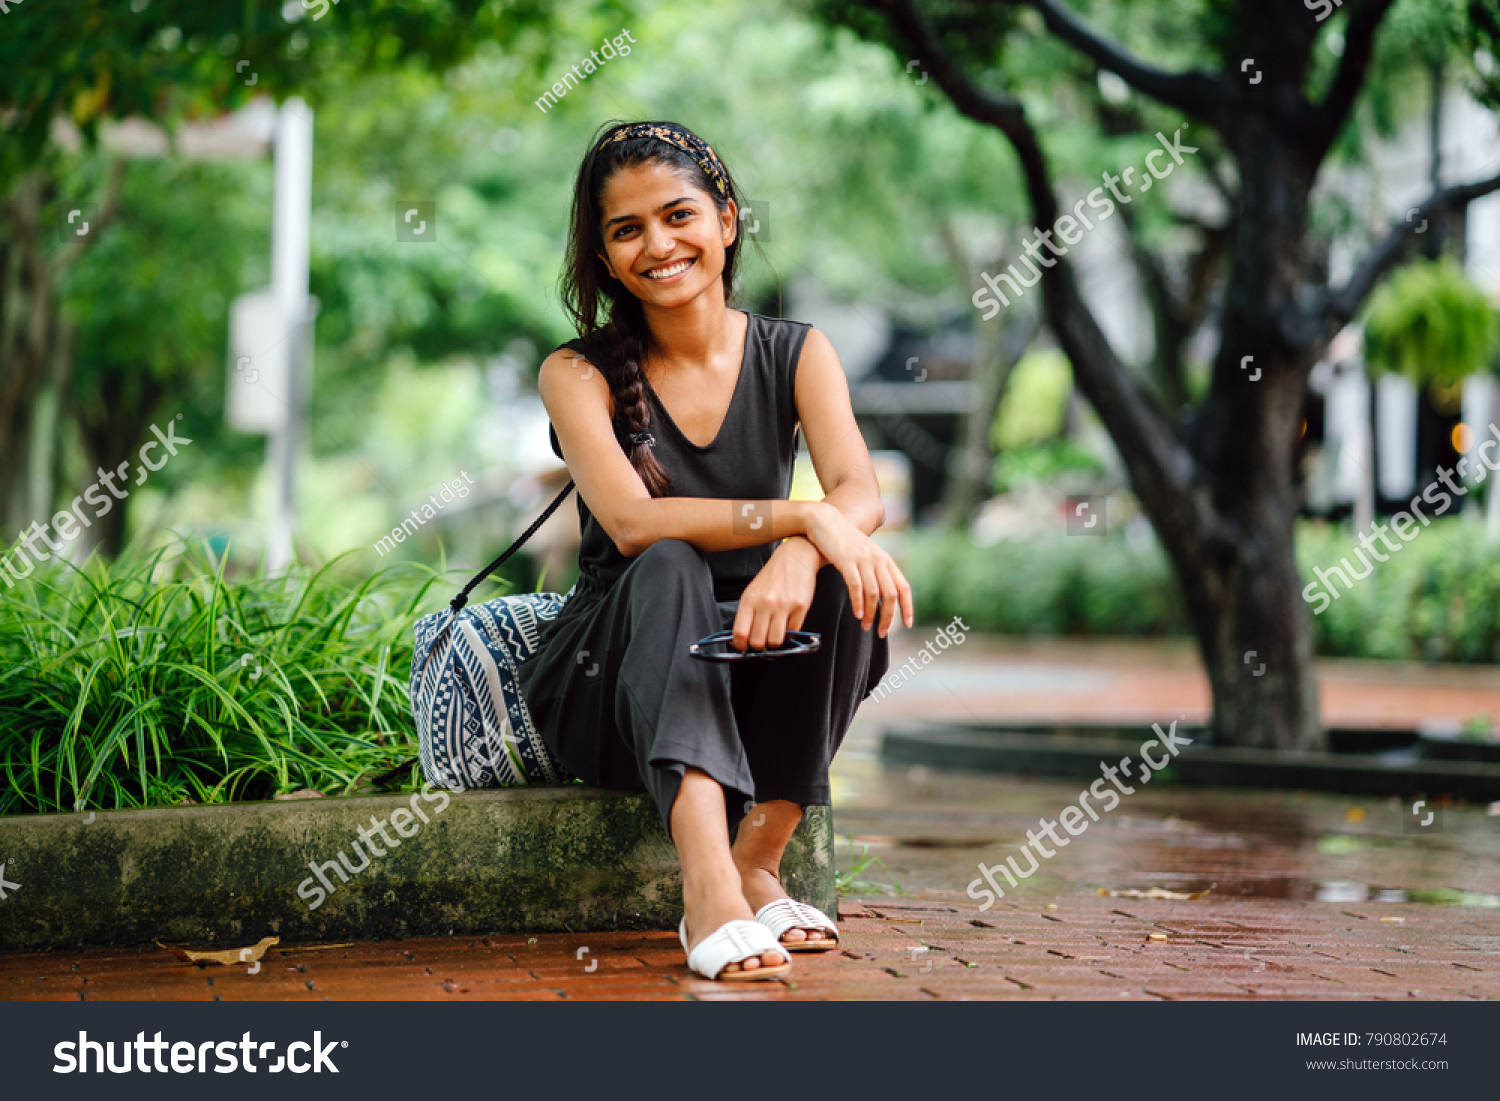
[538,348,828,557]
[750,327,887,581]
[731,327,914,644]
[792,327,886,536]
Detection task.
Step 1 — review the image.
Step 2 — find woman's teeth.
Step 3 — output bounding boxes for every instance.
[645,259,694,280]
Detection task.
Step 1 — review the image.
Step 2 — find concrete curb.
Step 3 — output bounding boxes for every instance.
[0,787,835,951]
[883,723,1500,798]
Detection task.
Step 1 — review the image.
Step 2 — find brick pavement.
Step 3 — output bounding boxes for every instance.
[0,894,1494,1000]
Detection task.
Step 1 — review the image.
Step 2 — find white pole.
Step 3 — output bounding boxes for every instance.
[265,97,313,574]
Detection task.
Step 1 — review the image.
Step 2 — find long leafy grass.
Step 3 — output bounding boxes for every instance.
[0,537,471,816]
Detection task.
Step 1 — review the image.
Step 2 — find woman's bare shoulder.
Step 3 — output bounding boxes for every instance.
[539,346,612,418]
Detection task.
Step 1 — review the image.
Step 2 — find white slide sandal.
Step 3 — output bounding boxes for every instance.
[754,898,840,952]
[679,917,792,982]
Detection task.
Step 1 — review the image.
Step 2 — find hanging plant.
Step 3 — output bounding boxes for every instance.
[1363,257,1500,386]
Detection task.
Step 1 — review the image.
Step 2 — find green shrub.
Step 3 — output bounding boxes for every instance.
[903,528,1189,637]
[907,517,1500,663]
[1300,518,1500,663]
[0,537,471,816]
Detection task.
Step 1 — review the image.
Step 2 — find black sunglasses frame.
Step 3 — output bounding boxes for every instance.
[687,629,821,662]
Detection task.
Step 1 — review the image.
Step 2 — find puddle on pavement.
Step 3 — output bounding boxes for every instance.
[1117,876,1500,907]
[828,757,1500,908]
[1313,882,1500,907]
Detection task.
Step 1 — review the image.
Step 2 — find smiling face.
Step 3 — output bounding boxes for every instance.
[596,160,737,308]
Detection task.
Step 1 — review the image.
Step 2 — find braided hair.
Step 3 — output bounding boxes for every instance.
[560,120,748,497]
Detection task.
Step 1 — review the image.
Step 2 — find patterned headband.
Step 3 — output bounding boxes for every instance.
[599,122,729,197]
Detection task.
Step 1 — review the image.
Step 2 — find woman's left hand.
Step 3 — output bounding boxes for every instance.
[804,502,914,637]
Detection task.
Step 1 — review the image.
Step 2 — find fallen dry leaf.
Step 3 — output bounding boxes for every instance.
[1098,887,1211,900]
[160,936,279,967]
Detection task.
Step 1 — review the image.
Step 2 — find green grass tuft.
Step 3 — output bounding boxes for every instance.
[0,535,494,816]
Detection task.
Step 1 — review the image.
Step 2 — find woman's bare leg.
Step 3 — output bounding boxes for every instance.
[730,800,833,947]
[671,768,786,973]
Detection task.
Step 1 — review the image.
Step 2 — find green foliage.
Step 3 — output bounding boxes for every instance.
[835,834,904,896]
[993,349,1072,451]
[1299,517,1500,663]
[1472,0,1500,109]
[62,158,267,383]
[0,0,608,192]
[1364,258,1500,385]
[0,536,468,816]
[57,156,272,504]
[903,526,1189,637]
[992,438,1106,494]
[906,517,1500,662]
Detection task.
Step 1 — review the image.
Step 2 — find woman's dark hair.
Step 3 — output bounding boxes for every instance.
[559,120,747,497]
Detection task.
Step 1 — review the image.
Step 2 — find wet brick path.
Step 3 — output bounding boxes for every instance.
[0,895,1494,1000]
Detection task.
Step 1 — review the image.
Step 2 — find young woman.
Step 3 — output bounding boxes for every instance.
[516,120,914,982]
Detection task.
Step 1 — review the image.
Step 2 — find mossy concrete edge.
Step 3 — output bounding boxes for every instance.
[0,788,835,951]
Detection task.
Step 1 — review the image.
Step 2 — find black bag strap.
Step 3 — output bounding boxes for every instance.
[449,480,576,612]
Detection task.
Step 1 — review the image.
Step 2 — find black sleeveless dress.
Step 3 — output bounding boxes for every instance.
[514,310,889,837]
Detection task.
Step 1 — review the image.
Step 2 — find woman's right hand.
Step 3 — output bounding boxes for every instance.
[803,502,914,637]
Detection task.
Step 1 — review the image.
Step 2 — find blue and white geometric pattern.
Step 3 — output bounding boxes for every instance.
[411,585,574,789]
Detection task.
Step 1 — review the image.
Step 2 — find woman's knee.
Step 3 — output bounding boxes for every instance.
[630,538,709,587]
[811,562,856,615]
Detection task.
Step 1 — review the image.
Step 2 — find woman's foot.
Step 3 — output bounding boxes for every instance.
[735,863,836,949]
[682,872,788,975]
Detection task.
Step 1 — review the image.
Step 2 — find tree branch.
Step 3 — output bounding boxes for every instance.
[1323,168,1500,335]
[870,0,1027,134]
[1310,0,1397,160]
[48,158,128,278]
[1194,143,1238,210]
[1025,0,1232,129]
[868,0,1234,551]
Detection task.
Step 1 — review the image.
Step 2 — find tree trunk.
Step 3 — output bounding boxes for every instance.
[1162,364,1323,750]
[931,217,1041,530]
[1,160,125,542]
[0,170,56,538]
[73,368,166,558]
[1188,515,1321,750]
[943,305,1039,530]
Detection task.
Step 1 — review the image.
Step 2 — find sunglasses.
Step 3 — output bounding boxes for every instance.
[688,630,821,662]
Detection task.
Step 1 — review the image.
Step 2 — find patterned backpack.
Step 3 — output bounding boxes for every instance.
[410,481,576,790]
